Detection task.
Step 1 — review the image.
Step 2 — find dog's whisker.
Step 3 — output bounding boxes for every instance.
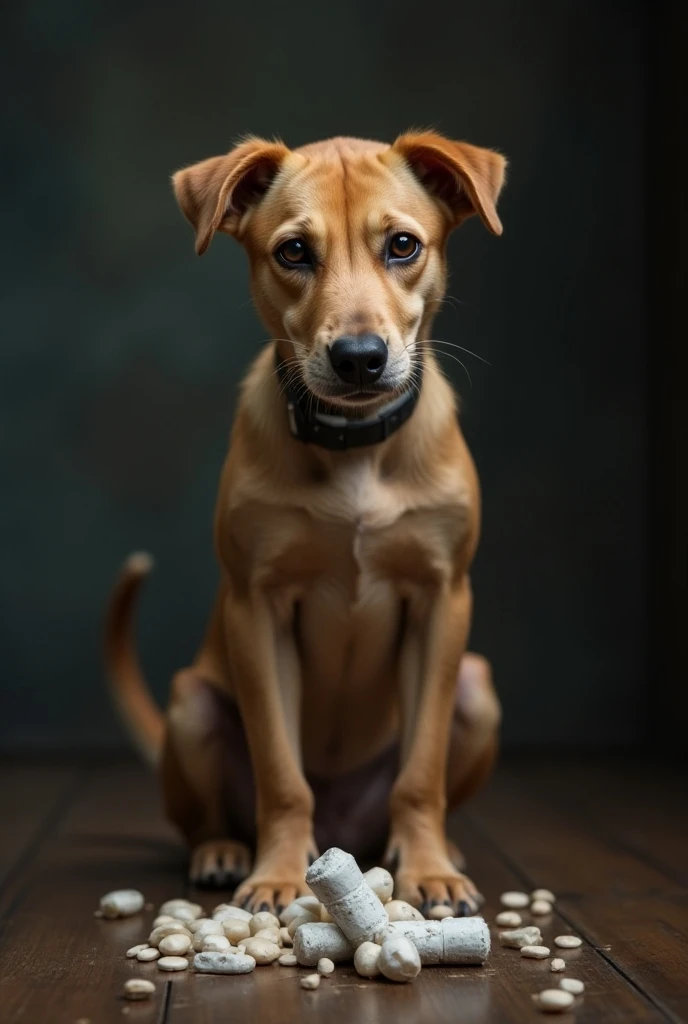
[430,348,473,388]
[426,339,491,367]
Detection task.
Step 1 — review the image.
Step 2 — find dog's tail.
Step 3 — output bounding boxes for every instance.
[105,552,165,767]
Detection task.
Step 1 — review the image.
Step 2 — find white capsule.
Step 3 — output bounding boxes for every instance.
[278,952,298,966]
[123,978,155,1000]
[241,938,281,964]
[305,848,389,946]
[317,957,335,975]
[126,944,149,958]
[378,935,421,982]
[194,951,256,974]
[200,934,231,953]
[428,905,454,920]
[250,911,280,935]
[554,935,582,949]
[362,866,394,904]
[500,926,542,949]
[354,941,382,978]
[496,911,522,927]
[521,945,551,959]
[531,900,553,916]
[535,989,575,1011]
[149,923,192,948]
[157,956,189,971]
[137,947,160,962]
[300,973,321,990]
[223,919,251,944]
[213,903,252,922]
[531,889,556,904]
[159,933,191,956]
[99,889,144,919]
[500,891,530,909]
[559,978,585,994]
[385,900,425,922]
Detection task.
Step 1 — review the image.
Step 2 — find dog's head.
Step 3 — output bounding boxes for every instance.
[173,132,506,409]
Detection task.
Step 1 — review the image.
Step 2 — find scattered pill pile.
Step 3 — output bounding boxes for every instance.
[497,887,586,1012]
[102,850,585,1014]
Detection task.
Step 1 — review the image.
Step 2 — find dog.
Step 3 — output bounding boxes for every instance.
[107,131,505,917]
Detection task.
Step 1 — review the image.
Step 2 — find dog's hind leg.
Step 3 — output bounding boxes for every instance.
[446,653,501,810]
[161,669,254,888]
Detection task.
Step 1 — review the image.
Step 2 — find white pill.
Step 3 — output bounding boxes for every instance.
[354,941,382,978]
[379,935,421,982]
[317,957,335,975]
[535,989,575,1011]
[550,958,566,972]
[521,945,551,959]
[288,913,318,938]
[293,922,356,966]
[152,915,177,927]
[362,866,394,904]
[157,956,189,971]
[280,899,320,927]
[126,944,149,958]
[495,911,522,928]
[242,938,281,964]
[300,973,321,990]
[500,926,542,949]
[159,934,191,956]
[250,912,280,935]
[223,919,251,944]
[201,934,231,952]
[531,900,553,916]
[194,951,256,974]
[278,952,298,966]
[213,903,252,922]
[149,923,192,947]
[99,889,144,919]
[500,891,530,909]
[123,978,155,1000]
[385,900,424,922]
[532,889,556,904]
[137,947,160,962]
[159,899,203,919]
[428,905,454,920]
[554,935,582,949]
[253,927,281,945]
[280,927,293,947]
[559,978,585,994]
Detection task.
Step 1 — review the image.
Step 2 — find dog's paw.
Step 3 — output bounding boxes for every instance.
[396,867,482,917]
[232,873,313,916]
[189,839,252,889]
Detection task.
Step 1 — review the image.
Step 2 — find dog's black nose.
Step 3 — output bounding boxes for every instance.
[329,334,388,387]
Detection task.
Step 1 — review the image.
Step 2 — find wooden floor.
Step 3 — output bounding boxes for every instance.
[0,756,686,1023]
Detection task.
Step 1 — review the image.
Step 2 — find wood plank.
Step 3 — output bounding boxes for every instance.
[166,808,663,1023]
[467,763,688,1022]
[0,762,184,1024]
[0,761,80,887]
[526,757,688,885]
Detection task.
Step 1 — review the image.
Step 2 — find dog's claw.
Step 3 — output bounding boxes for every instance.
[189,839,252,890]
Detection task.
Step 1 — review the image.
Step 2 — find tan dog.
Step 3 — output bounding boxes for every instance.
[107,132,505,916]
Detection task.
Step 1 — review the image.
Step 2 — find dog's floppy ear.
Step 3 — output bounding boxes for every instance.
[391,131,507,235]
[172,136,290,255]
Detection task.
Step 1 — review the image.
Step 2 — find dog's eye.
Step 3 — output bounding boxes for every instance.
[275,238,313,268]
[387,233,421,264]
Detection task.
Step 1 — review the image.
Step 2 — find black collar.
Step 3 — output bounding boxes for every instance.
[275,352,422,451]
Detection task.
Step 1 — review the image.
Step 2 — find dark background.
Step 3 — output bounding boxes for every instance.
[1,0,684,753]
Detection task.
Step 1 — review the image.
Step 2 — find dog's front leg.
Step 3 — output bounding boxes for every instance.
[224,590,316,913]
[387,575,481,916]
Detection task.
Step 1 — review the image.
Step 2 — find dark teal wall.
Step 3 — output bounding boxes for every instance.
[1,0,647,750]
